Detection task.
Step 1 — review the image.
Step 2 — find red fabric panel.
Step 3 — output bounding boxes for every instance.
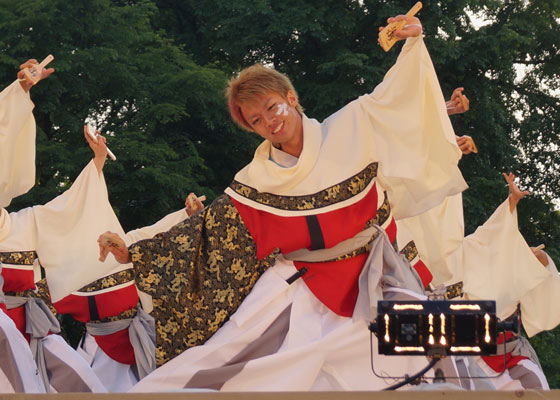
[385,217,397,244]
[294,253,368,317]
[481,353,528,373]
[6,305,29,342]
[53,284,139,323]
[2,267,35,292]
[94,284,139,320]
[481,332,526,372]
[411,259,433,288]
[314,187,378,249]
[230,183,379,260]
[94,328,135,365]
[54,294,89,322]
[231,198,310,259]
[498,331,515,344]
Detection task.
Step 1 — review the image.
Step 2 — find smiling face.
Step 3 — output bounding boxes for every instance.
[240,90,304,158]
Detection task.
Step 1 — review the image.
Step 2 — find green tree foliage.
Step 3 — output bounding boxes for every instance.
[1,0,239,230]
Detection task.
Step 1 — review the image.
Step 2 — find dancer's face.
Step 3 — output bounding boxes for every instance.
[240,90,303,157]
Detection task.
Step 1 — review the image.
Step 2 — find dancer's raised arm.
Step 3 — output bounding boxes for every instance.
[83,125,108,174]
[17,58,54,92]
[503,172,529,213]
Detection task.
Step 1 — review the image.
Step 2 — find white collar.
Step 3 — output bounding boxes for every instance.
[269,145,299,168]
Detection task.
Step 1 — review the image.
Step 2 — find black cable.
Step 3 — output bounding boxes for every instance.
[382,358,439,391]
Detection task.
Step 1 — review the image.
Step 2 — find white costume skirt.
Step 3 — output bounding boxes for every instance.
[131,258,438,392]
[0,309,44,393]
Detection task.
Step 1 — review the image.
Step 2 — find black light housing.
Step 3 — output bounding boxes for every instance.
[369,300,499,356]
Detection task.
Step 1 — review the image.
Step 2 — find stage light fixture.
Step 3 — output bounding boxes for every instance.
[369,300,501,357]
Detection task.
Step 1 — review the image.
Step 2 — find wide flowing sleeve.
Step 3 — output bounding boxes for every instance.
[357,36,467,220]
[396,193,465,286]
[31,160,126,302]
[519,256,560,337]
[124,208,188,245]
[0,207,37,251]
[453,199,550,319]
[0,81,36,207]
[128,195,277,366]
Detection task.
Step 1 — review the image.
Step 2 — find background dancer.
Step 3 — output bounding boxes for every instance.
[0,59,52,393]
[1,126,109,393]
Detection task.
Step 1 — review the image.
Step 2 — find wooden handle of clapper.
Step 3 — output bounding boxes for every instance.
[378,2,423,52]
[406,2,423,18]
[38,54,54,68]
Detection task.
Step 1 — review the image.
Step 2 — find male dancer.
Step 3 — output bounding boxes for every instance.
[100,14,470,391]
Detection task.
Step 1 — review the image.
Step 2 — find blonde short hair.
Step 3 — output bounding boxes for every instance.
[226,64,303,131]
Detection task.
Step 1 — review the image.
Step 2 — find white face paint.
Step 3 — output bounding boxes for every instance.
[276,102,289,116]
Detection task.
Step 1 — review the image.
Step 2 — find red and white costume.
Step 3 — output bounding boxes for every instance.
[130,35,468,392]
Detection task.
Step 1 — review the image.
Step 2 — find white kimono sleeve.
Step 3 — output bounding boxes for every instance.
[357,36,467,219]
[454,199,550,319]
[0,207,37,252]
[396,193,465,285]
[520,256,560,337]
[32,160,126,302]
[124,209,188,245]
[0,81,36,207]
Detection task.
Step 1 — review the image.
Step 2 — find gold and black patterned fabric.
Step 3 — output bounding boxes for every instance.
[77,269,135,293]
[229,162,378,211]
[89,305,139,324]
[401,241,419,263]
[445,281,464,299]
[0,251,36,266]
[365,191,390,228]
[129,195,278,366]
[34,278,57,316]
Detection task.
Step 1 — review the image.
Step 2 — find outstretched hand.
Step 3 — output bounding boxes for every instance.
[17,59,54,92]
[185,193,205,216]
[456,135,477,155]
[84,125,108,174]
[503,172,529,213]
[378,15,422,42]
[98,231,131,264]
[446,87,470,115]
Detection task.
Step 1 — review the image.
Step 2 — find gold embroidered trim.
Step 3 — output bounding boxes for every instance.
[89,305,139,324]
[364,191,391,229]
[77,269,135,293]
[229,162,378,210]
[445,281,464,300]
[401,241,419,262]
[4,289,36,298]
[0,251,37,266]
[35,279,57,316]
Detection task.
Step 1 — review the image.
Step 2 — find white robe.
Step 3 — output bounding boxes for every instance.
[0,80,36,208]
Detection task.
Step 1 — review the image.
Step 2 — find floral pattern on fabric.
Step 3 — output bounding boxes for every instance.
[0,251,36,266]
[77,269,135,293]
[129,195,278,366]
